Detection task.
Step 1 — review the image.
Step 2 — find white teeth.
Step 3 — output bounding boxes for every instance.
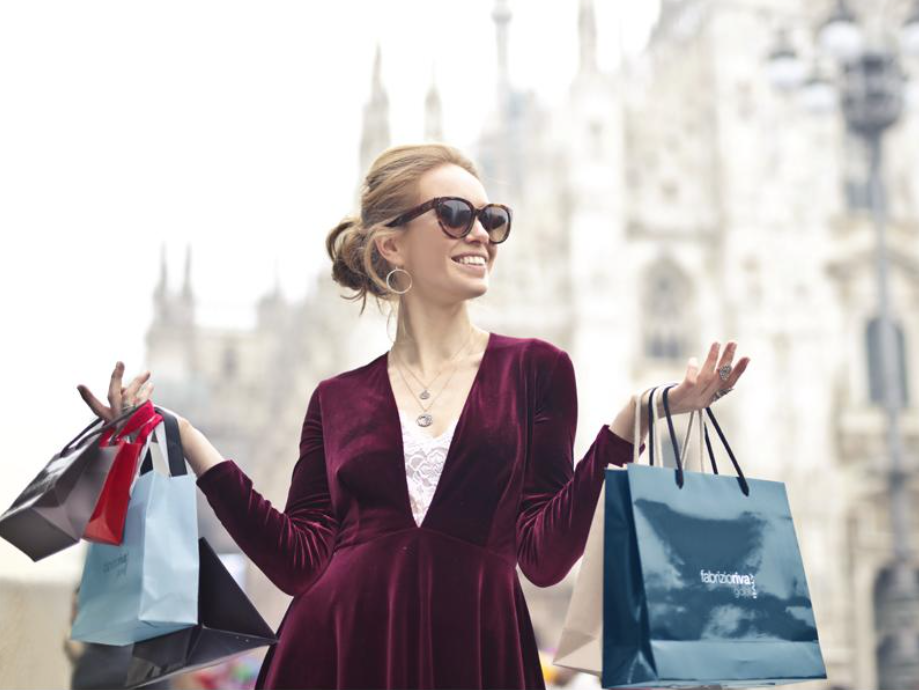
[454,256,486,266]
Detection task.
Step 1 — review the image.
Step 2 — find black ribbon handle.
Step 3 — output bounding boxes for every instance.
[660,384,750,496]
[138,407,188,478]
[645,383,750,495]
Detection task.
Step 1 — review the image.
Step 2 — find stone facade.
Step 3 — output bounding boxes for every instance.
[137,1,919,689]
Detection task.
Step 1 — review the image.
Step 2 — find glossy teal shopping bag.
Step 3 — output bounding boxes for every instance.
[71,409,199,645]
[602,385,827,688]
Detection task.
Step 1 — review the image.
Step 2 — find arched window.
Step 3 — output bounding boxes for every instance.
[589,120,603,158]
[874,564,919,690]
[222,345,239,379]
[642,259,692,361]
[865,317,910,408]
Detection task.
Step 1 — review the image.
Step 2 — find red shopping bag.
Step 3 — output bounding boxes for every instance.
[83,401,163,545]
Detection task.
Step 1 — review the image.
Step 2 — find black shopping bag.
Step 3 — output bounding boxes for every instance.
[0,407,138,561]
[78,537,278,689]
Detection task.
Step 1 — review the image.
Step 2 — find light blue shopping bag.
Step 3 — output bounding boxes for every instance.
[71,408,199,645]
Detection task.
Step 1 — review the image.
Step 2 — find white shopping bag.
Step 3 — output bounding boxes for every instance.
[552,386,705,676]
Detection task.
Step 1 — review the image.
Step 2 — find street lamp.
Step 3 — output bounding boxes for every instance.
[817,0,864,61]
[766,28,807,90]
[767,2,918,689]
[902,0,919,56]
[801,65,838,113]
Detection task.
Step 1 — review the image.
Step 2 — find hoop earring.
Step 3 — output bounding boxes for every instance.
[385,267,412,295]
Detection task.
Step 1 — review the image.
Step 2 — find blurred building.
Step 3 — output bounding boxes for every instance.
[146,1,919,689]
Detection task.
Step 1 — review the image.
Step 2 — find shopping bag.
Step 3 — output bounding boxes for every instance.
[84,401,163,545]
[0,405,141,561]
[554,387,702,675]
[602,384,827,688]
[74,538,278,690]
[71,408,200,645]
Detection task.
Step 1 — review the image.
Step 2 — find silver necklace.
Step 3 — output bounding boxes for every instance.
[391,326,476,427]
[392,325,474,400]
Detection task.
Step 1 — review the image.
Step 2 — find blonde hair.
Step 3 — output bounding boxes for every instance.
[325,143,480,316]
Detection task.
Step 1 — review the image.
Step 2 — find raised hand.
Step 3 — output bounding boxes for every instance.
[76,361,154,423]
[663,340,750,416]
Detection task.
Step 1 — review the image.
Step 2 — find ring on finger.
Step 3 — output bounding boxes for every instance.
[718,364,732,381]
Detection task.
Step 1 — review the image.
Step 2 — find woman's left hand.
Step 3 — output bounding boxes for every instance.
[663,340,750,416]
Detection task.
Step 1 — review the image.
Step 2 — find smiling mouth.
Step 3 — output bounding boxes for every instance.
[452,259,487,272]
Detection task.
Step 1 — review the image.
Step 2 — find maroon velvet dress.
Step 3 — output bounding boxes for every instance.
[195,332,645,689]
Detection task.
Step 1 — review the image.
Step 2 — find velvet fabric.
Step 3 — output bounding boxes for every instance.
[196,332,646,689]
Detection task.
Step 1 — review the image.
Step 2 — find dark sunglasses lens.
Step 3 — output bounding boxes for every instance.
[437,199,474,234]
[481,206,510,241]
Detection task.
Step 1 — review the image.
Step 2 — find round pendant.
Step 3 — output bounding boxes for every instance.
[420,390,431,400]
[416,413,433,427]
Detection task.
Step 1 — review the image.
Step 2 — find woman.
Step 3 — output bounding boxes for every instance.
[77,143,750,689]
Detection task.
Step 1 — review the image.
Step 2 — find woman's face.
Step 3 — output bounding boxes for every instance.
[380,163,498,305]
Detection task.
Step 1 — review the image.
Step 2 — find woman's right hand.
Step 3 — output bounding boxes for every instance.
[76,361,154,423]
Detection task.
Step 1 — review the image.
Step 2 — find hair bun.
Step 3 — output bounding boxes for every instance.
[327,217,366,291]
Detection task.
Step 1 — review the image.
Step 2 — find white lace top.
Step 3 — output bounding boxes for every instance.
[398,410,459,527]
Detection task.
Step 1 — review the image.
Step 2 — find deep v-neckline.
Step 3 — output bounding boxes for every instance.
[383,331,495,530]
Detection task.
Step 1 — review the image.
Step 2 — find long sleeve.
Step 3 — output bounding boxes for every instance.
[195,383,339,597]
[516,348,646,588]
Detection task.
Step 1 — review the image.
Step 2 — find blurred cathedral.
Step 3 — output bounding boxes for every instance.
[145,1,919,688]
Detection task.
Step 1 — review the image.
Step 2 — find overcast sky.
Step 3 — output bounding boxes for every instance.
[0,1,660,576]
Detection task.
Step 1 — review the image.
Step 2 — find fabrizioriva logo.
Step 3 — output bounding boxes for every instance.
[700,569,758,599]
[103,553,128,579]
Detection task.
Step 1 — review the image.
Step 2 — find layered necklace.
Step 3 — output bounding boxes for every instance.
[390,325,476,428]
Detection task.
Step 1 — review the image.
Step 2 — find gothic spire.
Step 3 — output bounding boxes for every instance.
[579,0,598,74]
[578,0,597,74]
[156,241,168,297]
[424,63,444,142]
[181,242,193,300]
[492,0,512,96]
[359,43,391,177]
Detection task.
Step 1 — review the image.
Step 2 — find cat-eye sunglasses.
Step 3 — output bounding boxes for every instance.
[385,196,512,244]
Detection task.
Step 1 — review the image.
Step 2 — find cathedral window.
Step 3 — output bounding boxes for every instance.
[661,179,679,201]
[642,260,692,361]
[589,120,603,156]
[222,345,239,379]
[865,316,910,408]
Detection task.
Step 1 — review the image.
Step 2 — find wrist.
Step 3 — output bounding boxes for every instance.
[177,416,194,443]
[176,419,226,478]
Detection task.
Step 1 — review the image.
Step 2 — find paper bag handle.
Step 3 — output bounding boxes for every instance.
[60,404,142,456]
[660,384,750,495]
[631,385,670,467]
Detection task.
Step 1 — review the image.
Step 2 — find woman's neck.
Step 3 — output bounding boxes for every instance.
[391,321,487,377]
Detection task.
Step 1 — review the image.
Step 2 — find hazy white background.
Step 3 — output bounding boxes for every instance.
[0,1,659,576]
